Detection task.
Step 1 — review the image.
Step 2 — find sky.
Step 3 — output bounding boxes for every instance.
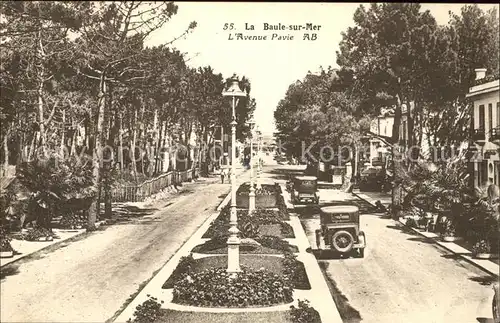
[145,2,499,136]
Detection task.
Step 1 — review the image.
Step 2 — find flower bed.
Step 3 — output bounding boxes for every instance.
[236,183,279,208]
[173,266,293,307]
[237,194,277,209]
[163,254,310,290]
[237,183,278,195]
[203,207,294,239]
[129,295,322,323]
[22,227,57,241]
[192,235,299,255]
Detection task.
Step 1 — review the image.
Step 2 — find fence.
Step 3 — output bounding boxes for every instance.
[105,168,199,203]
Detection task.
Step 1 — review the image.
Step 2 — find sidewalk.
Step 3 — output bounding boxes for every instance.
[1,171,233,269]
[352,189,392,206]
[281,185,343,323]
[1,175,239,323]
[353,190,499,278]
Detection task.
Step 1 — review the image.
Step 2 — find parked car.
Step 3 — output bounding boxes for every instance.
[291,176,319,205]
[358,166,386,191]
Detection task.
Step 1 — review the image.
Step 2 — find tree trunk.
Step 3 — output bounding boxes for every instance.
[103,88,117,220]
[155,116,163,175]
[391,85,403,219]
[87,75,106,229]
[3,124,10,176]
[37,81,45,153]
[60,109,66,157]
[119,113,124,171]
[131,109,138,181]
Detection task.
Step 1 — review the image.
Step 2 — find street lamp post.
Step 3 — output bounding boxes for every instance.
[222,74,246,275]
[256,127,262,189]
[247,118,256,212]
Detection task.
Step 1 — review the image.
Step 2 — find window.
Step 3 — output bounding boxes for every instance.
[497,102,500,128]
[479,104,485,130]
[489,103,493,132]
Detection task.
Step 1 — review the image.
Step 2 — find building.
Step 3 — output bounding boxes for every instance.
[466,68,500,188]
[368,107,395,166]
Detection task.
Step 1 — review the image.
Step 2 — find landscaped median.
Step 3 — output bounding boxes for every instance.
[116,181,324,323]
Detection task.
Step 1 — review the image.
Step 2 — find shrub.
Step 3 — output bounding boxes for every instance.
[240,221,260,238]
[404,218,417,229]
[238,184,276,196]
[0,226,13,251]
[173,267,293,307]
[282,251,310,289]
[256,235,295,253]
[23,227,54,241]
[290,299,321,323]
[59,213,86,229]
[162,254,196,288]
[281,222,294,237]
[127,295,164,323]
[203,206,247,238]
[472,239,491,254]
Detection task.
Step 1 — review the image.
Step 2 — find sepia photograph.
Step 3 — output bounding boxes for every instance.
[0,2,499,323]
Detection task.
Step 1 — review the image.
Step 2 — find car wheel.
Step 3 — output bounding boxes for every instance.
[331,230,354,253]
[494,293,499,323]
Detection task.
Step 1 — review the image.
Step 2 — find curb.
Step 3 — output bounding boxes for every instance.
[114,195,232,322]
[279,184,343,323]
[353,192,499,278]
[114,171,247,322]
[0,220,106,269]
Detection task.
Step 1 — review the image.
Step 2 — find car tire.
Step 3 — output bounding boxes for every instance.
[331,230,354,253]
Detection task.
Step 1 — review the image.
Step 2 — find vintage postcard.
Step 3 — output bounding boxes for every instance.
[1,2,499,323]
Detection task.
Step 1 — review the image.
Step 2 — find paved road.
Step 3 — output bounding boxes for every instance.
[0,172,250,323]
[300,189,496,323]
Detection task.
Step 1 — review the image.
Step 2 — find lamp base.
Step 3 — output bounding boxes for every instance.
[227,238,241,274]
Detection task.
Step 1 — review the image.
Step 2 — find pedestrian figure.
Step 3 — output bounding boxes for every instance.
[221,168,226,184]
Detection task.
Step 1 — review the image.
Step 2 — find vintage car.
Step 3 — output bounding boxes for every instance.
[315,205,366,257]
[494,282,499,323]
[358,166,386,191]
[291,176,319,205]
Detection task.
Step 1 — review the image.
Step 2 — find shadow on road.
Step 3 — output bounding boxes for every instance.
[476,317,495,323]
[308,248,362,260]
[469,275,497,286]
[0,265,20,281]
[407,236,435,244]
[385,224,417,235]
[319,262,362,323]
[112,205,158,224]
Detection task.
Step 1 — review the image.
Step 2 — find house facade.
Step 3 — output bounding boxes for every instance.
[466,68,500,189]
[368,107,395,166]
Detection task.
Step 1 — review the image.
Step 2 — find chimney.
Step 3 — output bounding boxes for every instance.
[475,68,487,80]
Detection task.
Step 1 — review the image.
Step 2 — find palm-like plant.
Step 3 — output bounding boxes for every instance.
[400,155,473,234]
[17,154,94,230]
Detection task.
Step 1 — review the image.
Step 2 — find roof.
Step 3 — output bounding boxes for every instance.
[320,205,359,213]
[466,79,499,98]
[295,176,317,180]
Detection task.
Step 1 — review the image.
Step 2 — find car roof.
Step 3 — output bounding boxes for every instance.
[295,176,317,180]
[320,205,359,213]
